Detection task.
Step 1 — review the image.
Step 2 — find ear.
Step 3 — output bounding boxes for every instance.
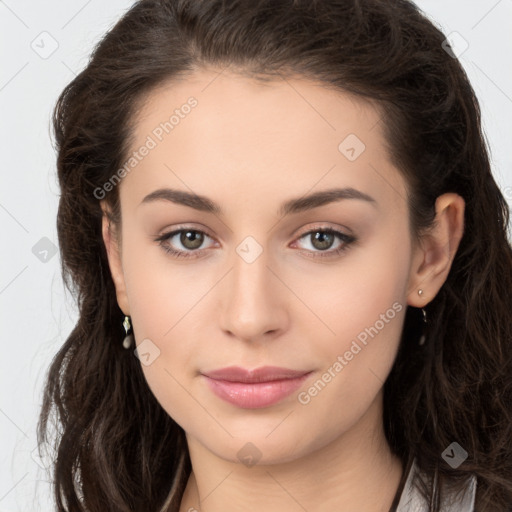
[100,201,130,315]
[407,193,465,307]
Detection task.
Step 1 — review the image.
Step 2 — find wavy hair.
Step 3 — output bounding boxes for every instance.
[37,0,512,510]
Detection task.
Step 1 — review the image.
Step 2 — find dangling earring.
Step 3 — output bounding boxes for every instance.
[122,315,134,349]
[418,307,428,346]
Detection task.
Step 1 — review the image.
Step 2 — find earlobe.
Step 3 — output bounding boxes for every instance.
[100,202,130,315]
[407,193,465,308]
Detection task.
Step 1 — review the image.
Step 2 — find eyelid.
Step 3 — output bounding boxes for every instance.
[155,223,216,241]
[292,222,354,239]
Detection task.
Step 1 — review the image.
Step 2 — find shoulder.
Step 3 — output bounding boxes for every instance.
[395,458,477,512]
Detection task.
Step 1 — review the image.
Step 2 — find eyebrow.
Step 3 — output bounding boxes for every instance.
[139,187,377,217]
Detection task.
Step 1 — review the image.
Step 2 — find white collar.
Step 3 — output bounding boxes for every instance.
[396,458,477,511]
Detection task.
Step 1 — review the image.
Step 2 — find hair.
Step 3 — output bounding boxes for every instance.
[37,0,512,510]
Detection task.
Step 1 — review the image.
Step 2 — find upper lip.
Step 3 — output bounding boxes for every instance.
[202,365,311,383]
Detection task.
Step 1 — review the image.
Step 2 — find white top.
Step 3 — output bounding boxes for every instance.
[396,459,477,511]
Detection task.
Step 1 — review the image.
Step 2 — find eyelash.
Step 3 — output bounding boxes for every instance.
[154,224,357,261]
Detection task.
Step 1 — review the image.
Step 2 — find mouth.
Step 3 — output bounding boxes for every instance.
[201,366,313,409]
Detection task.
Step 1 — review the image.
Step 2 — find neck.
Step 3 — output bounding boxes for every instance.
[179,392,403,512]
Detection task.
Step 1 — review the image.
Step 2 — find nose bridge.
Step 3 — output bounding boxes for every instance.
[231,234,274,305]
[220,234,285,339]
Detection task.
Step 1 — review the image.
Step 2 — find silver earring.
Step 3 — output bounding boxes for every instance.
[122,316,134,349]
[418,289,424,296]
[418,307,428,346]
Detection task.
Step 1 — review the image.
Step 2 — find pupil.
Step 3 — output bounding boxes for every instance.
[313,232,333,250]
[182,230,203,249]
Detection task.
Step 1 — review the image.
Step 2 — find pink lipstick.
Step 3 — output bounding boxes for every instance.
[201,366,312,409]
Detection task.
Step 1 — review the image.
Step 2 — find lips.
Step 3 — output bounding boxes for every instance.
[201,365,313,409]
[203,365,310,382]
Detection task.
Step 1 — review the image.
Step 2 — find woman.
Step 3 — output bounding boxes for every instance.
[37,0,512,510]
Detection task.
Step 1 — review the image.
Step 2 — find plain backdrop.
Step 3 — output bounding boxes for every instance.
[1,1,511,510]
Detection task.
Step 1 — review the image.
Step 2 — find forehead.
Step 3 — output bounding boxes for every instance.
[119,68,407,214]
[131,68,382,143]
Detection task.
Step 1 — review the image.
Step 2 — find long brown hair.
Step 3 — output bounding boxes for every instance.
[37,0,512,510]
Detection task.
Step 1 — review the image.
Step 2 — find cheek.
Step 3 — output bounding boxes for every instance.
[119,234,216,429]
[293,228,410,403]
[121,227,200,337]
[297,224,410,350]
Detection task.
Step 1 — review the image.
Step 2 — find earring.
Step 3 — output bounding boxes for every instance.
[418,307,428,346]
[418,289,424,296]
[122,315,134,349]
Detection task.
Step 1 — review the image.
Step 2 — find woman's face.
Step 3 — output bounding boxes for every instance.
[102,68,423,464]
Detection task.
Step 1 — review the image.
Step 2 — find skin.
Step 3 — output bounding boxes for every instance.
[101,67,465,512]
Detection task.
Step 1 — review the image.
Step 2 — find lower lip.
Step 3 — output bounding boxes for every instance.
[202,373,312,409]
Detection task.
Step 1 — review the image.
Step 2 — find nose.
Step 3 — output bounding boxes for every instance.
[219,245,288,343]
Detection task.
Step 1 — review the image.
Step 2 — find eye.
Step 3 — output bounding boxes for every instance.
[154,225,356,260]
[154,227,215,259]
[292,226,356,259]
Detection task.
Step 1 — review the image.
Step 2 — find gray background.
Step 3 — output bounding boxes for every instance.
[1,1,511,510]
